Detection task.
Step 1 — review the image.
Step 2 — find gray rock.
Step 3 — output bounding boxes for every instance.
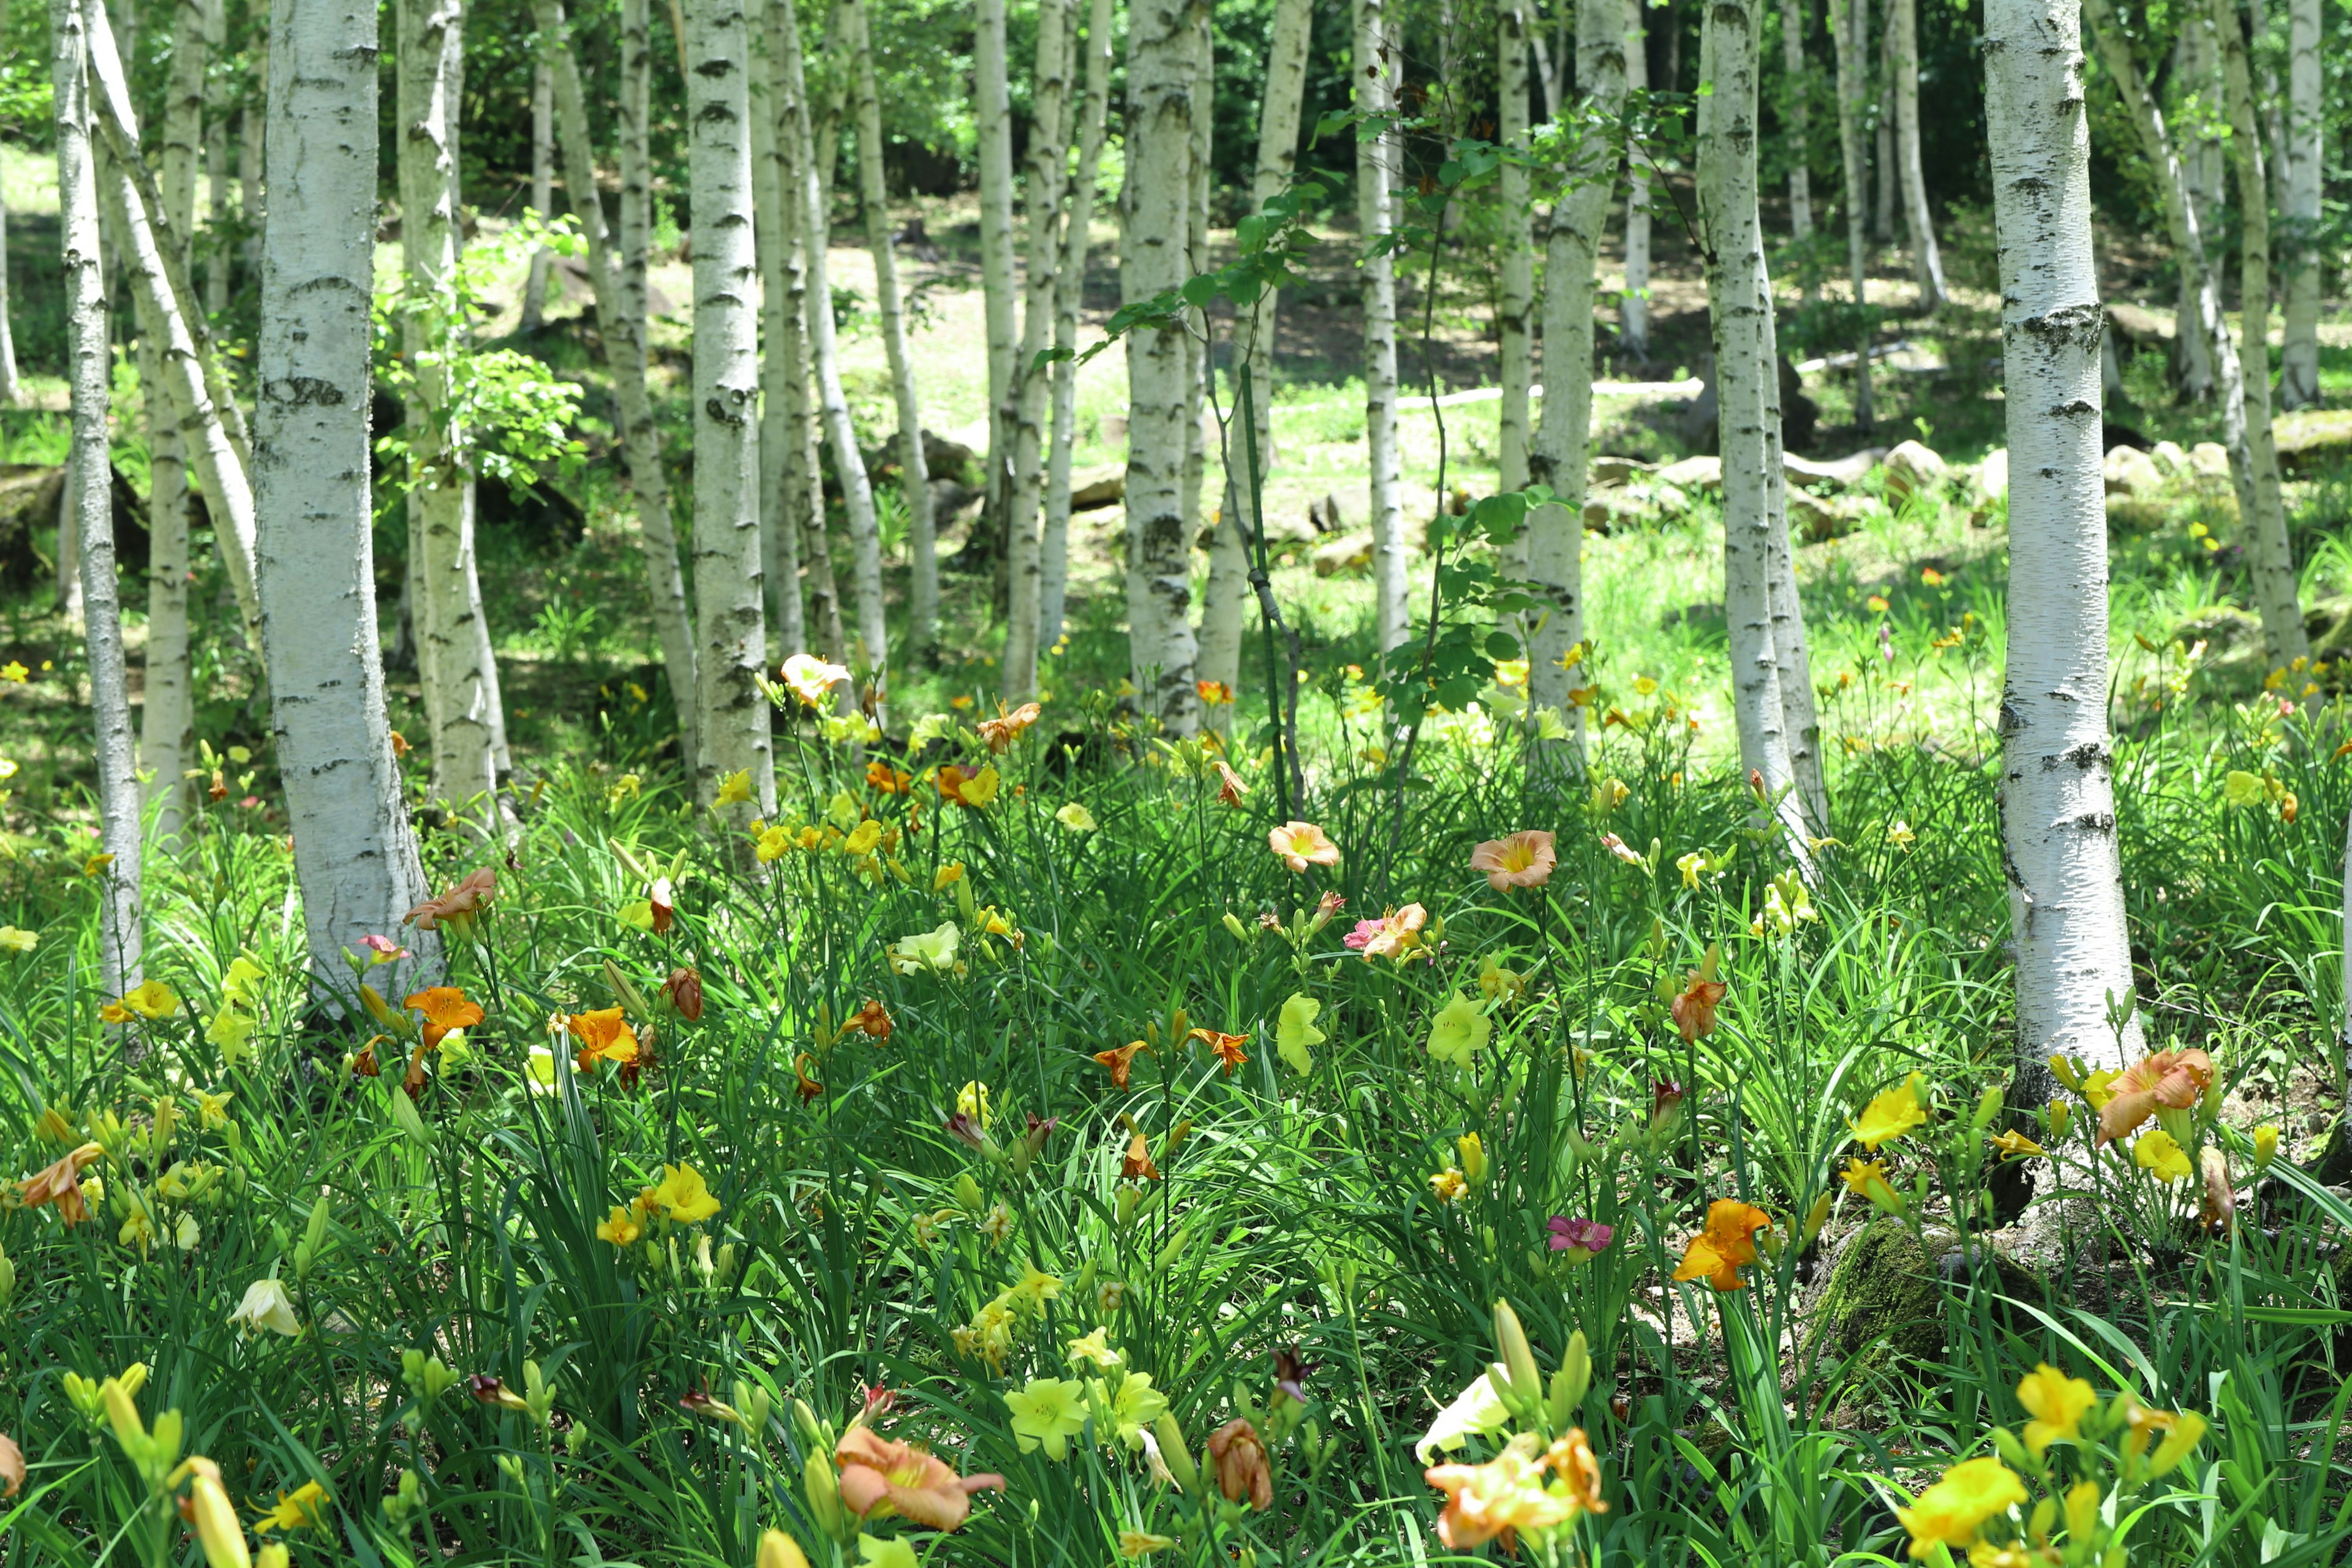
[1880,439,1948,502]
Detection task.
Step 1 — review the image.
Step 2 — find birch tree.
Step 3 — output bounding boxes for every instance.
[0,0,16,409]
[54,0,142,987]
[1001,0,1071,703]
[253,0,436,987]
[1700,0,1816,857]
[1826,0,1874,426]
[2210,0,2308,668]
[684,0,775,810]
[1621,5,1652,359]
[537,0,699,766]
[976,0,1020,565]
[1198,0,1311,705]
[1984,0,2143,1076]
[843,0,937,657]
[2278,0,2319,408]
[1888,0,1946,306]
[1779,0,1814,250]
[1498,0,1535,492]
[1356,0,1408,655]
[1039,0,1114,649]
[201,0,228,319]
[747,0,805,658]
[521,59,554,333]
[1123,0,1205,734]
[398,0,505,826]
[1524,0,1627,756]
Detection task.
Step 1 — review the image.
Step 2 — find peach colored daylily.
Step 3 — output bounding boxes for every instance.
[2095,1049,2214,1145]
[405,868,498,930]
[834,1427,1005,1531]
[1214,761,1250,805]
[977,701,1044,753]
[1425,1442,1581,1551]
[1206,1419,1273,1510]
[1094,1041,1149,1089]
[18,1141,105,1224]
[1469,831,1557,892]
[1352,903,1428,961]
[1268,821,1340,873]
[1670,974,1727,1043]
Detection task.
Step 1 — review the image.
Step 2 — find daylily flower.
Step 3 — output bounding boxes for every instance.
[597,1205,643,1245]
[1416,1365,1515,1462]
[404,867,499,931]
[1346,903,1428,961]
[358,933,408,964]
[1268,821,1340,872]
[1424,1438,1580,1550]
[100,979,180,1023]
[2094,1048,2214,1145]
[715,770,755,806]
[1478,955,1527,1003]
[1547,1216,1615,1261]
[1121,1132,1161,1182]
[890,922,961,974]
[1840,1156,1906,1215]
[1214,761,1249,804]
[1426,993,1491,1068]
[1894,1457,2026,1561]
[865,760,912,793]
[1119,1530,1177,1556]
[835,1427,1006,1529]
[254,1477,331,1532]
[782,653,851,705]
[638,1163,722,1223]
[1066,1328,1123,1370]
[847,999,892,1041]
[408,987,485,1049]
[937,765,1001,808]
[663,966,704,1022]
[1429,1167,1468,1202]
[1599,831,1645,866]
[1988,1128,2045,1161]
[230,1277,301,1337]
[1276,994,1324,1073]
[957,1081,993,1127]
[1671,1199,1772,1291]
[1004,1376,1090,1459]
[1671,970,1726,1044]
[2120,1400,2208,1477]
[18,1142,104,1224]
[1094,1040,1149,1088]
[978,701,1044,752]
[1190,1027,1250,1075]
[2133,1128,2192,1183]
[1469,830,1557,891]
[1055,802,1098,832]
[1206,1419,1273,1510]
[2016,1363,2095,1454]
[1095,1370,1169,1448]
[794,1054,827,1104]
[1850,1074,1929,1150]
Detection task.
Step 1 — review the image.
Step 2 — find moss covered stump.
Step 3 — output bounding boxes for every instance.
[1805,1217,2044,1374]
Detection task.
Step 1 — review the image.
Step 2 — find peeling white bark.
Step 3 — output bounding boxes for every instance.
[1002,0,1071,703]
[2278,0,2319,407]
[747,0,804,658]
[1888,0,1945,307]
[521,59,554,332]
[977,0,1020,577]
[1826,0,1874,426]
[1621,6,1651,358]
[1779,0,1814,247]
[1985,0,2141,1075]
[1498,0,1535,493]
[1039,0,1114,650]
[1356,0,1407,655]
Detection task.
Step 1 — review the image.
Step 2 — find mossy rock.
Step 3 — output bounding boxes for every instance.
[1804,1217,2043,1376]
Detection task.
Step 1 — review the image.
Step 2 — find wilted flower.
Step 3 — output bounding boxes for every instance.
[404,867,498,931]
[2094,1049,2214,1146]
[1205,1418,1273,1510]
[1469,831,1557,891]
[663,966,705,1022]
[1094,1041,1149,1088]
[1214,761,1249,804]
[846,999,892,1041]
[230,1277,301,1337]
[17,1142,104,1224]
[1670,970,1726,1044]
[978,701,1044,752]
[1189,1027,1250,1075]
[1267,821,1341,873]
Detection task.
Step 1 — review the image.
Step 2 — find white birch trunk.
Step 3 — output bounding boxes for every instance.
[747,0,805,658]
[2278,0,2319,409]
[201,0,228,320]
[1873,13,1896,241]
[0,0,16,406]
[1827,0,1874,426]
[252,0,436,989]
[976,0,1020,581]
[521,59,554,332]
[1985,0,2142,1076]
[1039,0,1114,649]
[1524,0,1627,760]
[766,0,842,664]
[145,0,202,841]
[55,0,143,988]
[1889,0,1945,307]
[538,0,700,769]
[399,0,502,827]
[1702,0,1816,860]
[777,0,888,690]
[2211,0,2309,669]
[238,61,263,277]
[1621,6,1652,358]
[684,0,776,811]
[841,0,935,660]
[1003,0,1072,703]
[1498,0,1534,492]
[162,0,205,273]
[1123,0,1204,734]
[1178,9,1212,623]
[1779,0,1814,248]
[1356,0,1407,655]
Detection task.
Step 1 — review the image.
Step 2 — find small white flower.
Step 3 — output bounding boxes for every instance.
[230,1276,301,1337]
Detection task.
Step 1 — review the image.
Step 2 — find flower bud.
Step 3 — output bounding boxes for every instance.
[1546,1330,1591,1429]
[189,1469,251,1568]
[758,1531,812,1568]
[802,1450,848,1540]
[1988,1423,2034,1476]
[2047,1099,2071,1139]
[2253,1123,2279,1169]
[1152,1414,1202,1496]
[1223,912,1250,942]
[1493,1298,1542,1405]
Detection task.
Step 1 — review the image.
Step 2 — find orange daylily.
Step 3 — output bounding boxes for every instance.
[834,1427,1007,1531]
[17,1142,104,1225]
[847,1000,892,1041]
[1670,974,1727,1044]
[1094,1041,1150,1089]
[865,760,913,794]
[1214,761,1250,805]
[1196,680,1234,706]
[1672,1199,1773,1291]
[977,702,1044,753]
[1206,1419,1273,1510]
[405,987,485,1049]
[1190,1028,1250,1075]
[404,868,498,931]
[1469,831,1557,892]
[2094,1049,2214,1145]
[559,1008,639,1072]
[793,1053,826,1104]
[1121,1132,1161,1182]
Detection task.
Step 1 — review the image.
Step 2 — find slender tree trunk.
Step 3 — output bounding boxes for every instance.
[238,56,263,278]
[521,59,554,331]
[842,0,936,662]
[1123,0,1204,734]
[1002,0,1072,703]
[1985,0,2141,1079]
[55,0,143,989]
[1199,0,1311,707]
[1779,0,1814,252]
[1827,0,1873,427]
[1498,0,1535,492]
[2211,0,2308,668]
[777,0,888,691]
[2278,0,2320,409]
[1702,0,1817,859]
[0,0,17,404]
[1524,0,1626,760]
[1039,0,1113,650]
[1888,0,1945,307]
[399,0,502,826]
[1178,10,1212,630]
[254,0,435,988]
[1356,0,1408,655]
[538,0,699,768]
[1621,5,1652,359]
[684,0,776,809]
[976,0,1020,589]
[766,0,841,664]
[620,0,655,355]
[200,0,229,320]
[163,0,204,261]
[1872,12,1896,241]
[2173,24,2221,402]
[748,0,805,658]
